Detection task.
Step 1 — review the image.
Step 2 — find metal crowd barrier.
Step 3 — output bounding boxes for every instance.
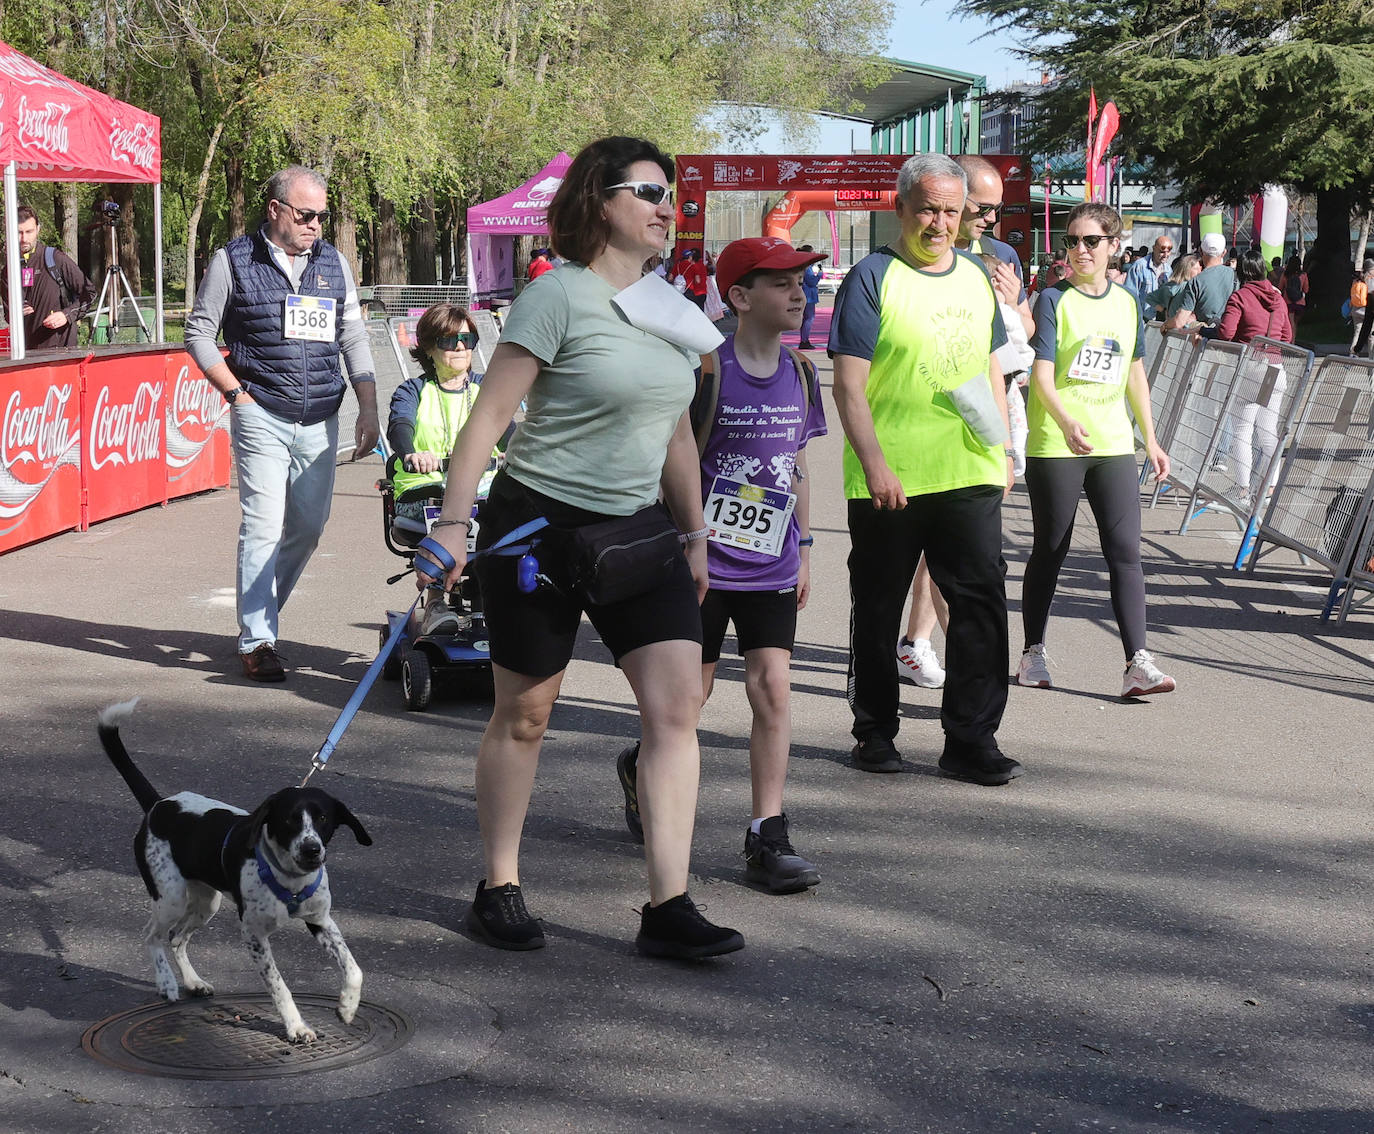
[1145,327,1202,455]
[1243,354,1374,620]
[368,285,469,317]
[1149,339,1247,511]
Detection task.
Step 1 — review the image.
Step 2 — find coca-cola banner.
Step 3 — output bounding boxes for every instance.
[0,348,229,554]
[164,354,229,499]
[82,353,168,524]
[0,361,81,552]
[0,40,161,183]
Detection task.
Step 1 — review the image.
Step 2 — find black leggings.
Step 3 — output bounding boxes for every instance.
[1021,454,1147,659]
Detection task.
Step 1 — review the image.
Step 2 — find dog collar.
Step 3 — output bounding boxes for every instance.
[254,845,323,915]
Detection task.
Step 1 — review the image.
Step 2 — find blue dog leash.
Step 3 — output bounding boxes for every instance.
[300,517,550,786]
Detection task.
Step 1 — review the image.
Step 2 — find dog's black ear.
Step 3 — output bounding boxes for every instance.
[241,796,278,850]
[332,799,373,846]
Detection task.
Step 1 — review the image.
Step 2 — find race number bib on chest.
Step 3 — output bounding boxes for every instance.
[284,294,336,341]
[1067,336,1123,385]
[705,477,796,558]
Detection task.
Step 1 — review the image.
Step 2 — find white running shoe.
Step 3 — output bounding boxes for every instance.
[1122,650,1176,698]
[1016,644,1053,688]
[896,637,945,688]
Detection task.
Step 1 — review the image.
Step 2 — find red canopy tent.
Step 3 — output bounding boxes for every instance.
[0,41,163,358]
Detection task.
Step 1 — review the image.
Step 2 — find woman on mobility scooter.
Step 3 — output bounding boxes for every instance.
[387,303,502,635]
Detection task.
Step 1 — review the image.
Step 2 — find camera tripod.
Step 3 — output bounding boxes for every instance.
[89,220,150,344]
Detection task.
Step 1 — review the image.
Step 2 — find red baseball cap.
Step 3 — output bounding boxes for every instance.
[714,237,827,299]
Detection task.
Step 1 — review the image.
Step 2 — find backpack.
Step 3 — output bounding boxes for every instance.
[40,245,72,310]
[1285,271,1305,304]
[692,345,815,458]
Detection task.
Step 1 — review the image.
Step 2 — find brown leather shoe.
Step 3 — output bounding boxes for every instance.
[241,643,286,682]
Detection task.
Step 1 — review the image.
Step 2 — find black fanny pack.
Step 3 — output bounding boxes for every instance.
[564,503,684,606]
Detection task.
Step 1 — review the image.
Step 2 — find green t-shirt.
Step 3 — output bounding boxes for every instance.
[1173,264,1237,324]
[497,264,696,514]
[829,248,1009,499]
[1026,280,1146,459]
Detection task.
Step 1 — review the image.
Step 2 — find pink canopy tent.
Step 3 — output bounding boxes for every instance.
[465,153,569,306]
[0,41,165,357]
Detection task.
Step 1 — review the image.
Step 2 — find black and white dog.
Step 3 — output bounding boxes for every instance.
[97,699,373,1043]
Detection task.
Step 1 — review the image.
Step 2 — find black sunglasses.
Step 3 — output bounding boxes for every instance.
[1063,234,1109,251]
[970,200,1002,220]
[436,331,479,351]
[276,200,330,225]
[605,181,673,206]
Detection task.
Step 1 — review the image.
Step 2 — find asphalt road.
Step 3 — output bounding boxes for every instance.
[2,353,1373,1133]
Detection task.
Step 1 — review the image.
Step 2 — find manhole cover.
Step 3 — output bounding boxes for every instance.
[81,994,412,1080]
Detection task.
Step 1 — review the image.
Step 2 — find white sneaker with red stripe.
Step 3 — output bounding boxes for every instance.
[896,637,945,688]
[1121,650,1176,698]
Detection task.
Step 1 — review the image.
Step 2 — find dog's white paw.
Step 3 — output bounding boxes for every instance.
[337,1000,358,1025]
[186,980,215,998]
[285,1022,317,1044]
[158,986,181,1002]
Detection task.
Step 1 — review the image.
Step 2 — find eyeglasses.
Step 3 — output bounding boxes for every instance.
[275,200,330,225]
[436,331,479,351]
[1063,234,1109,251]
[969,200,1002,220]
[605,181,673,206]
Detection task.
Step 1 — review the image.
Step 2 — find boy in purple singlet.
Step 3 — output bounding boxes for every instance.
[617,237,828,893]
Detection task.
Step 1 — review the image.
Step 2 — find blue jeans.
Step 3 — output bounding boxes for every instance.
[229,400,339,652]
[800,301,817,345]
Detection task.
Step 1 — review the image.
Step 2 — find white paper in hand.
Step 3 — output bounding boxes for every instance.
[611,273,725,356]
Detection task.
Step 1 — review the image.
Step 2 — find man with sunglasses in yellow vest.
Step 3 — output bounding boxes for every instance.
[830,153,1020,786]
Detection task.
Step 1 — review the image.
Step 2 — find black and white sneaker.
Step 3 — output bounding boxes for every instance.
[745,814,820,894]
[465,879,545,950]
[636,893,744,960]
[616,742,644,843]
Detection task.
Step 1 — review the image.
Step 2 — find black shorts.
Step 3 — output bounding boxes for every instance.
[473,472,702,678]
[699,586,798,664]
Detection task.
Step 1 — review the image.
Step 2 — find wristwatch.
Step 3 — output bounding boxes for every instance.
[223,386,245,404]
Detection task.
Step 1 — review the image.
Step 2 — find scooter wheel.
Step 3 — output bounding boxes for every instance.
[402,648,432,711]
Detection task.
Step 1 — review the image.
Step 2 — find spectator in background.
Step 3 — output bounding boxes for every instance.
[1351,259,1374,357]
[1124,235,1175,314]
[527,248,555,280]
[1267,256,1283,287]
[1,203,95,350]
[674,248,709,309]
[1279,254,1308,328]
[1142,253,1200,322]
[798,244,822,349]
[1215,249,1293,506]
[1165,232,1236,330]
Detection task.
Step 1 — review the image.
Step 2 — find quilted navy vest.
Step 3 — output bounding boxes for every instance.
[223,231,348,425]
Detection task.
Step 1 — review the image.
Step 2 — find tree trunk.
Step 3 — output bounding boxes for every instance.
[1355,211,1371,270]
[183,112,231,309]
[112,183,140,294]
[225,151,246,239]
[409,192,437,284]
[334,197,360,284]
[438,204,454,285]
[376,198,406,284]
[1309,187,1353,317]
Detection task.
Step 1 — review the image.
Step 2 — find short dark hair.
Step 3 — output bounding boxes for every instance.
[546,136,673,265]
[1238,249,1269,284]
[15,204,36,225]
[410,302,474,367]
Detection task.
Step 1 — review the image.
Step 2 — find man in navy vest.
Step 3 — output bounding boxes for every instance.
[186,165,379,681]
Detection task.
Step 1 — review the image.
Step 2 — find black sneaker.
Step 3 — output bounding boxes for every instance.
[745,814,820,894]
[464,880,545,950]
[937,744,1024,787]
[616,742,644,843]
[636,893,744,960]
[851,735,902,773]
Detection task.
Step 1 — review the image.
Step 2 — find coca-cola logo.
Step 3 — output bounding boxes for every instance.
[3,384,79,471]
[109,116,156,170]
[166,365,226,475]
[16,95,71,153]
[89,381,163,471]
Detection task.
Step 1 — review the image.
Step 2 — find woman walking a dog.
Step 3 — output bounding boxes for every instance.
[416,136,742,960]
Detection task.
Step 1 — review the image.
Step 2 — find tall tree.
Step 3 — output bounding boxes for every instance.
[955,0,1374,310]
